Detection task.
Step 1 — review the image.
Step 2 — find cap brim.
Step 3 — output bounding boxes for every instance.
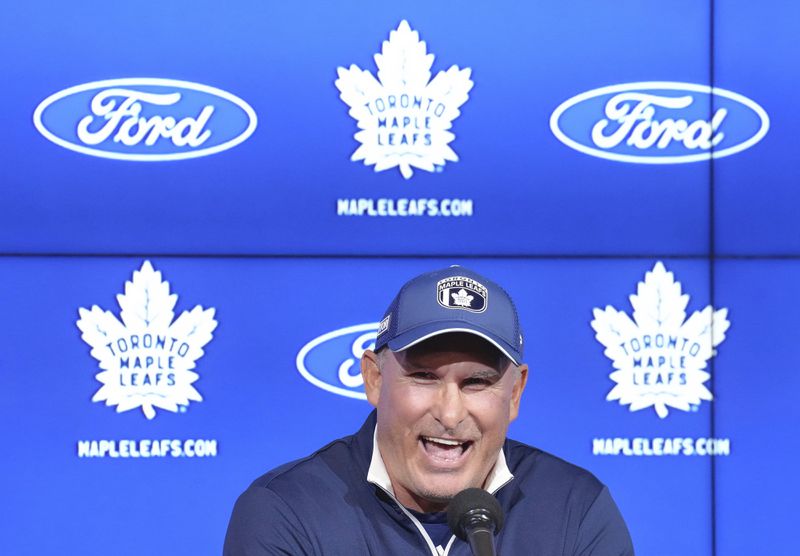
[386,322,522,365]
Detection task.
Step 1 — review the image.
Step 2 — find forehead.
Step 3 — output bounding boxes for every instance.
[394,332,510,370]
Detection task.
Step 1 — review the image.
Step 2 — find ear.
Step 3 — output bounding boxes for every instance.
[508,364,528,422]
[361,349,382,408]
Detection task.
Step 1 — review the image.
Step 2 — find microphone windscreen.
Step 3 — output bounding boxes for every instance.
[446,487,504,539]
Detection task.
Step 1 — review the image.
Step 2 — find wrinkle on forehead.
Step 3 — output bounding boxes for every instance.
[380,332,513,375]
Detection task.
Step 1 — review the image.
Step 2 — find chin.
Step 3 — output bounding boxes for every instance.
[417,478,472,503]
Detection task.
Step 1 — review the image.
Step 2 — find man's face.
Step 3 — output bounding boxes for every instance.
[361,333,527,513]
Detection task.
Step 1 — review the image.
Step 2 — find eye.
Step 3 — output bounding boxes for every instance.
[462,375,497,389]
[409,371,437,382]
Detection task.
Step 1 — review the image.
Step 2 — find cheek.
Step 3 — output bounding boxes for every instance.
[468,392,513,430]
[379,384,433,431]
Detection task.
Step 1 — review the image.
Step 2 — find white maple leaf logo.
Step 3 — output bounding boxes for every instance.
[452,289,474,307]
[335,20,473,179]
[76,261,217,420]
[591,262,730,419]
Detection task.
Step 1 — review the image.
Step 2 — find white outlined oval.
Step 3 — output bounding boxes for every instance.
[549,81,769,164]
[296,323,379,400]
[33,78,258,161]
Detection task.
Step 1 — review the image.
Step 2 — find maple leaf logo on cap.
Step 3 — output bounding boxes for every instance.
[335,20,473,179]
[452,289,474,308]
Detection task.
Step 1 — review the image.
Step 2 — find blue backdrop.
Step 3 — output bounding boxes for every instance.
[0,1,795,555]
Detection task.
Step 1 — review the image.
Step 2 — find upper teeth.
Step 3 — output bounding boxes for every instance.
[423,436,462,446]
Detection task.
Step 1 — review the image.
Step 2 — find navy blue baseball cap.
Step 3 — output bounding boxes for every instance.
[374,266,524,364]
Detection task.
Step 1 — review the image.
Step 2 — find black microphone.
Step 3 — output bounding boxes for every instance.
[447,488,504,556]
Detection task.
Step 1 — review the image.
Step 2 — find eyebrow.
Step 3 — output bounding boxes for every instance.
[399,364,501,379]
[468,368,502,380]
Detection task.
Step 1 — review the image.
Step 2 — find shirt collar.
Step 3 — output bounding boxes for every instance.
[366,426,514,497]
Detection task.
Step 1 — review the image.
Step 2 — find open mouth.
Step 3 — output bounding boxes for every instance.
[420,435,473,464]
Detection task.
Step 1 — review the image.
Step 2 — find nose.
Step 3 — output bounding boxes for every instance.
[433,382,468,431]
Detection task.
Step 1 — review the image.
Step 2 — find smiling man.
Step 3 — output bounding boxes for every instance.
[224,267,634,555]
[363,333,524,516]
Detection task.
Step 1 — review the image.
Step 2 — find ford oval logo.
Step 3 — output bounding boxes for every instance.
[550,82,769,164]
[33,78,257,161]
[296,323,379,400]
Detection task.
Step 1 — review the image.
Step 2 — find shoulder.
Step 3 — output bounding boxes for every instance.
[249,432,366,501]
[230,414,376,521]
[505,438,604,495]
[224,433,370,555]
[503,438,606,516]
[501,439,634,554]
